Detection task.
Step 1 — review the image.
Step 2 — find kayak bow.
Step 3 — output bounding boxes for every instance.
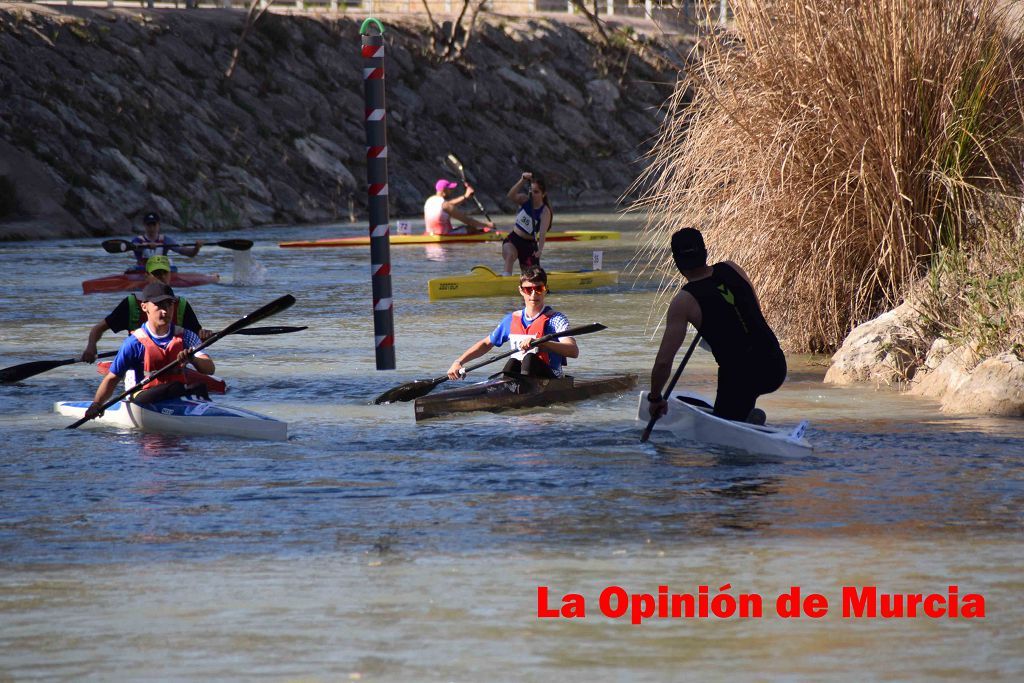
[82,271,220,295]
[636,390,812,458]
[55,397,286,441]
[279,230,620,248]
[414,373,637,421]
[428,265,618,300]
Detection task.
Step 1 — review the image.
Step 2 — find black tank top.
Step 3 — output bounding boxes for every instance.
[682,262,780,366]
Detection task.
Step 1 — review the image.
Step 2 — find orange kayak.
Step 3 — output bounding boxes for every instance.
[82,271,220,294]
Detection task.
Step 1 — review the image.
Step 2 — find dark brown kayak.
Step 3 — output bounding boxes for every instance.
[414,373,638,422]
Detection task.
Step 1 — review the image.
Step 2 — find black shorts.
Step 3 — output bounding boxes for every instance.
[503,231,539,270]
[713,346,787,421]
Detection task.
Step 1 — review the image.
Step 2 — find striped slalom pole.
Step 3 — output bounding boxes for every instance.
[360,18,395,370]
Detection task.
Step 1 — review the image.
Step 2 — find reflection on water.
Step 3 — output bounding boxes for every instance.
[1,213,1023,679]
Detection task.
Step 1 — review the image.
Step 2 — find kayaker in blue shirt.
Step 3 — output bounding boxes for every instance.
[447,266,578,380]
[647,227,785,425]
[129,211,202,271]
[84,282,215,420]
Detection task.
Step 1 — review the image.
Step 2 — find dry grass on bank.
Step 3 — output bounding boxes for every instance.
[634,0,1024,353]
[915,220,1024,361]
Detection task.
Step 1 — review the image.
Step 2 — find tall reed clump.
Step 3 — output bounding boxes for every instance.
[634,0,1024,353]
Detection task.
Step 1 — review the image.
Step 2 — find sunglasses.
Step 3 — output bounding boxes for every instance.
[519,284,547,294]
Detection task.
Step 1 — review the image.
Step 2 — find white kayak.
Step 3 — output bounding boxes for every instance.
[55,397,287,441]
[637,391,812,458]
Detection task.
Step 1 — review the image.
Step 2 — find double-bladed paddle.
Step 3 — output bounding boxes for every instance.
[0,351,118,384]
[374,322,607,405]
[446,153,494,224]
[0,326,307,385]
[101,238,254,254]
[65,294,296,429]
[640,332,702,443]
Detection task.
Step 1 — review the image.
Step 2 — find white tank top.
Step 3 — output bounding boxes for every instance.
[423,195,453,235]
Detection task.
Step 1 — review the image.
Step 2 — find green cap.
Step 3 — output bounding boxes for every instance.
[146,255,171,274]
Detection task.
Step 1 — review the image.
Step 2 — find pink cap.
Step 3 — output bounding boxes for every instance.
[435,179,458,192]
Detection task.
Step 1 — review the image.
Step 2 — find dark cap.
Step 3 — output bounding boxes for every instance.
[141,282,175,304]
[671,228,707,272]
[143,212,160,225]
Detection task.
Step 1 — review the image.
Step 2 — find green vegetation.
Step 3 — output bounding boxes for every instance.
[635,0,1024,353]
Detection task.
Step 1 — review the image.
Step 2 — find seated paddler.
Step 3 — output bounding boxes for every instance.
[447,266,578,381]
[83,282,215,420]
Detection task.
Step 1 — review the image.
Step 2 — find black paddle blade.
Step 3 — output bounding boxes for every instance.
[374,377,445,405]
[214,239,254,251]
[0,358,76,384]
[232,325,307,336]
[101,239,131,254]
[220,295,296,338]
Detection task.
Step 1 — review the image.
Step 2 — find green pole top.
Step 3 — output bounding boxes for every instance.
[360,18,385,35]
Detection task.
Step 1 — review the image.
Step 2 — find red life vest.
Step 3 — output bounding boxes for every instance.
[132,325,187,387]
[511,308,551,366]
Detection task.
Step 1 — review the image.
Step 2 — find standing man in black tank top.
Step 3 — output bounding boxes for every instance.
[647,228,787,425]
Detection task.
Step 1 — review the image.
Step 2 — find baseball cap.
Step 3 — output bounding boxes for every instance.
[671,227,708,271]
[145,255,171,274]
[141,282,175,304]
[143,212,160,225]
[435,179,458,193]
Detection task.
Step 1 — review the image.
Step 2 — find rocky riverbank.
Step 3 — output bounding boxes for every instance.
[825,300,1024,417]
[0,4,685,239]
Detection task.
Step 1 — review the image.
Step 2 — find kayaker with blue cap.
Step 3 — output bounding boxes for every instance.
[80,255,211,363]
[128,211,203,271]
[647,227,786,425]
[424,179,494,236]
[446,266,579,380]
[83,282,215,420]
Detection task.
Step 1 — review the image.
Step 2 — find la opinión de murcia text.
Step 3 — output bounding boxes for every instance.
[538,585,985,624]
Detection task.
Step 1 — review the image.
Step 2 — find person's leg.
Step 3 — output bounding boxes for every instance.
[501,358,523,376]
[502,241,517,277]
[132,381,188,404]
[521,353,557,378]
[713,365,758,422]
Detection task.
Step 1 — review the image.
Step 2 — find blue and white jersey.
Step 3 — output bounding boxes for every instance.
[131,235,180,269]
[489,306,571,376]
[108,324,204,378]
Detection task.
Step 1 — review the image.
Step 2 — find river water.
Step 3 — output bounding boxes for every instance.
[1,212,1022,680]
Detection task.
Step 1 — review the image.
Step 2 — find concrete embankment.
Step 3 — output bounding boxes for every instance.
[0,3,686,239]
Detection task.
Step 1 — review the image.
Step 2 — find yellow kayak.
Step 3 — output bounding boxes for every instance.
[279,230,620,248]
[428,265,619,300]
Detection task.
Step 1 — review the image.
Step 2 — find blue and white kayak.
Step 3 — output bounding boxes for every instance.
[637,390,812,458]
[55,397,287,441]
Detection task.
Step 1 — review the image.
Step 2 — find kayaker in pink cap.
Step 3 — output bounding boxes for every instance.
[424,178,494,236]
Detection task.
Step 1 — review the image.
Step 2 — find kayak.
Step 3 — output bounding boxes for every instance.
[82,271,220,295]
[636,390,812,458]
[96,361,228,394]
[55,397,287,441]
[278,230,620,248]
[428,265,619,300]
[415,372,637,421]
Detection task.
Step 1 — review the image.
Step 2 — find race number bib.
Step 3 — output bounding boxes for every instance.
[514,209,535,235]
[509,333,540,361]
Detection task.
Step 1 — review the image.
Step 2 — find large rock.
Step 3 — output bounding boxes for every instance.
[910,343,1024,416]
[824,301,929,386]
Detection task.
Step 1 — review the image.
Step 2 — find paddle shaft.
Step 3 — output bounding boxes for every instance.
[640,332,702,443]
[103,238,252,253]
[66,294,295,429]
[447,154,493,223]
